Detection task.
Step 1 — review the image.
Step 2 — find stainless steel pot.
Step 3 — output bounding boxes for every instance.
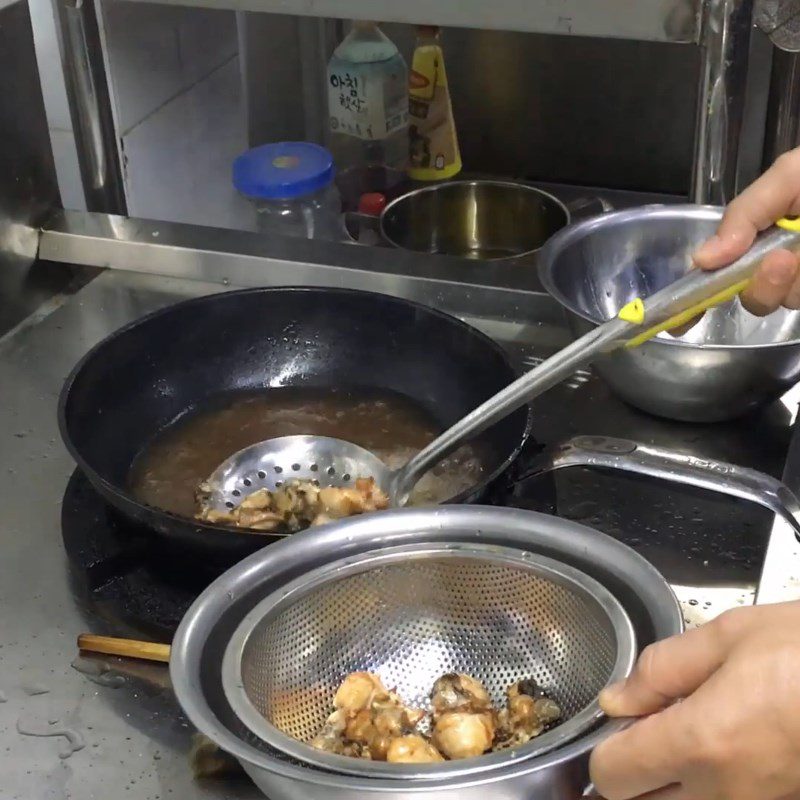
[538,204,800,422]
[170,506,682,800]
[345,181,608,259]
[375,181,606,261]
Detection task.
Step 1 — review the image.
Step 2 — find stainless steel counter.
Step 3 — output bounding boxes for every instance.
[2,267,800,800]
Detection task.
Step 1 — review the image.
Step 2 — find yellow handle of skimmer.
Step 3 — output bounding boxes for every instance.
[618,216,800,349]
[777,216,800,232]
[621,280,750,348]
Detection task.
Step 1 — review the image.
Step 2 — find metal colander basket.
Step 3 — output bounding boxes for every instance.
[221,543,636,780]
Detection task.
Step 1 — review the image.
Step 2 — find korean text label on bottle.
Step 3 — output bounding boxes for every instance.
[328,65,408,142]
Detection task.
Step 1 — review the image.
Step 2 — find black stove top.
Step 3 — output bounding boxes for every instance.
[62,451,772,643]
[61,451,557,640]
[63,470,206,639]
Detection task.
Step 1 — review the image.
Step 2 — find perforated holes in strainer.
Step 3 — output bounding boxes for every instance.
[221,543,636,780]
[203,435,391,513]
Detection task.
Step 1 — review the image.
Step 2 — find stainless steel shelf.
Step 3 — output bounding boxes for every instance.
[110,0,701,43]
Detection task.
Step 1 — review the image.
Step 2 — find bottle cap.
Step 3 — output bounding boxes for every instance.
[233,142,334,201]
[358,193,387,216]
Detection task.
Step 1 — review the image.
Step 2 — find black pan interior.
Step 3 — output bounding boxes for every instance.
[59,287,531,556]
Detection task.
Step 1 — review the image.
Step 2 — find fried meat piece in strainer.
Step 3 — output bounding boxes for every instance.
[387,734,444,764]
[495,678,562,749]
[311,672,425,760]
[430,673,493,718]
[432,711,496,759]
[334,672,388,712]
[309,672,562,763]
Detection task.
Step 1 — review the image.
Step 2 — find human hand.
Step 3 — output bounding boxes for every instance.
[590,602,800,800]
[694,148,800,315]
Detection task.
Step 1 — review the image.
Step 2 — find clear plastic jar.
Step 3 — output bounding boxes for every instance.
[233,142,344,241]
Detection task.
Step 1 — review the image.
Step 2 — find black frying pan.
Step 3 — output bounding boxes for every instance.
[59,287,532,565]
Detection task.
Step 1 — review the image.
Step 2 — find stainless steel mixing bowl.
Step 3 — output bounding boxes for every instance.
[221,543,636,778]
[538,204,800,422]
[170,506,682,800]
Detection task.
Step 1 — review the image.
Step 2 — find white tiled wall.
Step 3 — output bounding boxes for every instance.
[99,1,238,136]
[97,0,247,228]
[121,57,254,229]
[27,0,246,223]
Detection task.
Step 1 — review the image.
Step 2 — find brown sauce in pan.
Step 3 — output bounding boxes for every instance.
[128,387,486,519]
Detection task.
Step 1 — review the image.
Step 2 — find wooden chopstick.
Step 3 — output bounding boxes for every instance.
[77,634,171,663]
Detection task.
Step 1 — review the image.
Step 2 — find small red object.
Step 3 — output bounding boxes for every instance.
[358,192,387,217]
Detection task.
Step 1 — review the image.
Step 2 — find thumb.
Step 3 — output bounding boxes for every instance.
[692,224,756,271]
[600,612,747,717]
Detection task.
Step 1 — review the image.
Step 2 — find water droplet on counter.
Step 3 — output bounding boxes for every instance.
[22,683,49,696]
[16,718,85,759]
[0,691,6,703]
[71,657,125,689]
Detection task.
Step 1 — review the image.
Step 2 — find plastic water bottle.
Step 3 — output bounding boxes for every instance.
[326,21,409,173]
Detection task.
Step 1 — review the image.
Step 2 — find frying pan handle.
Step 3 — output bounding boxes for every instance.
[516,435,800,539]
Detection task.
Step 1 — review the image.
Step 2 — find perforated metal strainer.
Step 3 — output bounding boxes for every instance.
[221,542,636,780]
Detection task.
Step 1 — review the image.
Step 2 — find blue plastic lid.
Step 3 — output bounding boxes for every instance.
[232,142,335,201]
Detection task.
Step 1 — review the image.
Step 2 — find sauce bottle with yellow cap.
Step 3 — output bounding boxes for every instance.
[408,26,462,181]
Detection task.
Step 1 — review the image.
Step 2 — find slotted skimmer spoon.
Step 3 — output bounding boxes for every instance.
[204,218,800,510]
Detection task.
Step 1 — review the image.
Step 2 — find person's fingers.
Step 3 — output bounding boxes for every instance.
[631,787,696,800]
[693,228,756,271]
[665,313,703,338]
[783,267,800,310]
[590,705,688,799]
[740,250,799,316]
[586,789,691,800]
[694,151,800,271]
[600,609,753,718]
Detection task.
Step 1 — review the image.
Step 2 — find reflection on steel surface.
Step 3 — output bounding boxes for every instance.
[692,0,756,205]
[56,0,126,213]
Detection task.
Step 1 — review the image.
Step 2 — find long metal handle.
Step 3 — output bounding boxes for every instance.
[394,223,800,502]
[392,321,628,501]
[518,435,800,539]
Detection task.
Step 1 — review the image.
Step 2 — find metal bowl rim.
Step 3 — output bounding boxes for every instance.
[379,180,570,260]
[538,203,800,351]
[221,541,637,780]
[170,506,683,790]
